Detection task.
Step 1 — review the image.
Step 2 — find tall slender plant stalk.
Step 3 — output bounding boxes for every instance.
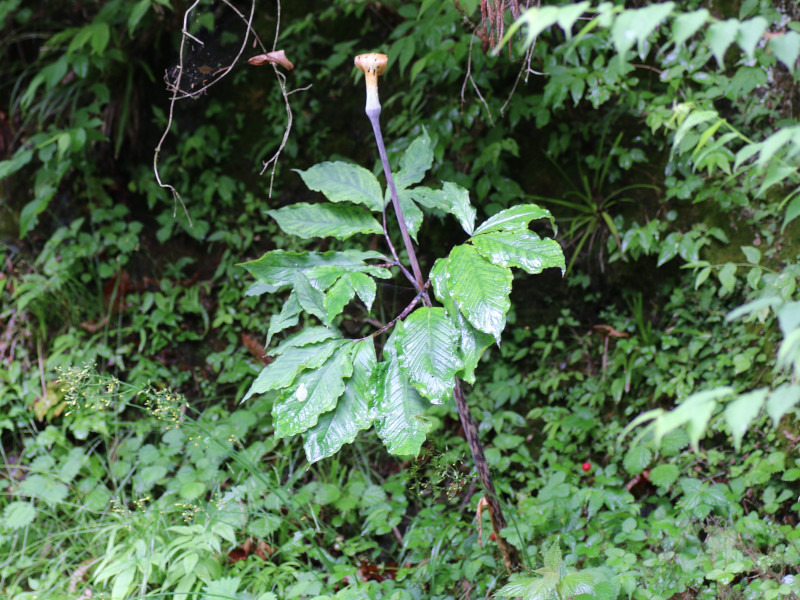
[355,53,522,572]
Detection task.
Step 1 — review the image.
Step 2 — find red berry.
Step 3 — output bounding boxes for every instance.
[582,462,591,472]
[490,533,496,541]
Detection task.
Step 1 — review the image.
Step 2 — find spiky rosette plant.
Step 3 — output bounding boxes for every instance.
[240,52,565,571]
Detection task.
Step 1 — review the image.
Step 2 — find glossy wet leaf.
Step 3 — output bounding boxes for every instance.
[303,339,376,463]
[244,339,343,401]
[266,202,383,240]
[294,161,384,211]
[273,341,355,438]
[472,203,555,236]
[471,229,565,275]
[294,272,328,324]
[241,250,387,290]
[394,129,433,190]
[264,292,300,347]
[429,258,494,384]
[395,307,462,404]
[374,338,432,456]
[446,244,512,343]
[323,276,357,322]
[269,326,338,356]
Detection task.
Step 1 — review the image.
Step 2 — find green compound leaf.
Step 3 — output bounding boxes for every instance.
[374,337,432,456]
[294,161,384,211]
[430,258,494,384]
[303,339,377,463]
[446,244,512,343]
[273,341,355,438]
[244,338,343,401]
[3,501,36,530]
[395,307,462,404]
[472,203,555,236]
[267,202,383,241]
[471,229,565,275]
[394,129,433,190]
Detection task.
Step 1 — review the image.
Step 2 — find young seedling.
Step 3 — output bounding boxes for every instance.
[240,52,565,573]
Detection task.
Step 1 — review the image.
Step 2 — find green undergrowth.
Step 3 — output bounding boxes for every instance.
[2,266,799,599]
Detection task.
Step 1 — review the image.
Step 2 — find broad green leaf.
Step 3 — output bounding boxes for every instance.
[736,17,768,60]
[623,445,653,475]
[395,189,424,241]
[783,194,800,231]
[0,148,33,180]
[429,258,494,384]
[323,276,357,323]
[672,110,718,151]
[273,342,355,438]
[241,250,387,290]
[407,183,477,235]
[295,272,328,324]
[766,383,800,427]
[769,31,800,71]
[244,339,342,401]
[473,204,555,236]
[294,161,384,211]
[734,141,762,172]
[717,262,737,294]
[649,463,680,488]
[269,326,338,356]
[496,576,553,600]
[374,339,432,455]
[264,292,300,348]
[3,501,36,530]
[558,572,594,598]
[654,387,734,450]
[201,577,241,600]
[556,2,590,39]
[266,202,383,241]
[20,474,68,505]
[541,542,562,574]
[303,339,377,463]
[706,19,739,67]
[724,388,767,450]
[672,9,709,48]
[112,566,136,600]
[498,6,559,53]
[350,271,377,311]
[471,229,565,275]
[611,3,673,59]
[395,307,462,404]
[741,245,761,265]
[441,181,476,236]
[446,244,513,342]
[395,129,433,190]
